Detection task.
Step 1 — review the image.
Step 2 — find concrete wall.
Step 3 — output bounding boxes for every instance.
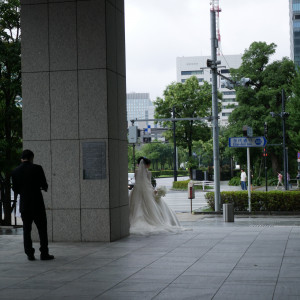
[20,0,129,242]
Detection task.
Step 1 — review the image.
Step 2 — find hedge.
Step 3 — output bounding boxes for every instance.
[151,171,161,178]
[173,180,213,190]
[205,191,300,211]
[229,176,279,186]
[151,170,189,178]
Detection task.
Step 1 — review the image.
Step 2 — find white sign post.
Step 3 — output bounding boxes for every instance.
[229,136,267,213]
[247,147,251,212]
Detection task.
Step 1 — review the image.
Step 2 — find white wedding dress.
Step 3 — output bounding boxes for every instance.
[129,160,182,235]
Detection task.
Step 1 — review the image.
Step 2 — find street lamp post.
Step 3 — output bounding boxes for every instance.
[209,9,221,212]
[173,106,177,182]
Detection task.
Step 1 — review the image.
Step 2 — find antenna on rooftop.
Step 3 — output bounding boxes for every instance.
[210,0,221,56]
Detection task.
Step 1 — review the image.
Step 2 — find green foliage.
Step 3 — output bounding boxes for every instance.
[177,170,189,176]
[0,0,22,225]
[268,177,278,186]
[193,127,229,168]
[253,177,262,186]
[173,180,190,189]
[156,170,188,177]
[154,76,220,157]
[172,179,213,190]
[226,42,296,175]
[151,171,161,178]
[186,156,198,170]
[287,69,300,164]
[205,191,300,211]
[228,176,241,186]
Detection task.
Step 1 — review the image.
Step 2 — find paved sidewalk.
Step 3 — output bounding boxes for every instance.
[1,215,300,299]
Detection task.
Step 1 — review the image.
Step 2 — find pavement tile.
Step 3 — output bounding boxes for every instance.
[109,281,166,293]
[39,296,93,300]
[13,278,65,290]
[34,268,93,283]
[185,262,236,274]
[226,268,280,282]
[171,274,226,288]
[279,263,300,278]
[0,288,50,299]
[274,279,300,298]
[153,287,216,300]
[213,292,273,300]
[39,281,110,298]
[199,252,244,263]
[2,213,300,299]
[96,291,156,300]
[216,282,276,295]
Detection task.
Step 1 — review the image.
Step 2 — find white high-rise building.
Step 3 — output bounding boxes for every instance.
[176,55,242,126]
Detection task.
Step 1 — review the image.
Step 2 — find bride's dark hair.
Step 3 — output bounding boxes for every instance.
[137,156,151,165]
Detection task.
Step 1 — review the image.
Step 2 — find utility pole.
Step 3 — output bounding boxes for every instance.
[210,8,221,212]
[173,106,177,182]
[264,122,268,192]
[282,89,288,190]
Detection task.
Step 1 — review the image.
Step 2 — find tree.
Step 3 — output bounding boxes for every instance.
[154,76,217,162]
[287,70,300,160]
[0,0,22,225]
[226,42,296,175]
[137,142,174,170]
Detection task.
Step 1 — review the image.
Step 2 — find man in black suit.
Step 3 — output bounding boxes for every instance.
[12,150,54,261]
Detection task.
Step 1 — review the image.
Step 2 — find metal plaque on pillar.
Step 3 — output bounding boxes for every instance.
[82,142,106,180]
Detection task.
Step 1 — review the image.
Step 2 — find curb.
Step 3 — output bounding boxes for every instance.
[193,211,300,216]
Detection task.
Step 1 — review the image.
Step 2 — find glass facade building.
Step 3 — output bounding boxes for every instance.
[290,0,300,66]
[126,92,153,126]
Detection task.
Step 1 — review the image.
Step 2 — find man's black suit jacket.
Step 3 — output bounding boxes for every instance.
[12,161,48,214]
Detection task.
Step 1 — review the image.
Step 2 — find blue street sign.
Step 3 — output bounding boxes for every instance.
[229,136,267,148]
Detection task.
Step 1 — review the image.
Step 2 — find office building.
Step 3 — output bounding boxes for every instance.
[290,0,300,66]
[176,55,242,126]
[126,92,165,142]
[126,92,154,128]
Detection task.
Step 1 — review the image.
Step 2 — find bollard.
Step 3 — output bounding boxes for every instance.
[188,181,195,213]
[223,203,234,222]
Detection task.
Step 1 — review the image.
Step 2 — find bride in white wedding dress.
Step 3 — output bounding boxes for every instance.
[129,157,183,235]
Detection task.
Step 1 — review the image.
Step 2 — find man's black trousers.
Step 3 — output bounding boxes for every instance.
[21,211,49,256]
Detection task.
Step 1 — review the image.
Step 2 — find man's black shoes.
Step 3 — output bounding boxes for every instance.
[40,254,55,261]
[27,254,36,261]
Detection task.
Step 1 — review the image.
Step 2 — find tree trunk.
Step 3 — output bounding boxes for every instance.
[270,153,280,175]
[2,173,12,226]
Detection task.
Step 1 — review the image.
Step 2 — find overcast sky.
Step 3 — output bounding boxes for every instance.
[125,0,290,100]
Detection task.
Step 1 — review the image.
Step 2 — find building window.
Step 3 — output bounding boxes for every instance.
[181,70,204,76]
[293,3,300,11]
[222,91,236,95]
[220,69,230,73]
[222,113,231,117]
[222,98,236,102]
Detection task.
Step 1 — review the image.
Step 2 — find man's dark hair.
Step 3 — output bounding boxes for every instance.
[21,149,34,161]
[137,156,151,165]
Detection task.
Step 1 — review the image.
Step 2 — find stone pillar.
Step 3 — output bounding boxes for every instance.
[21,0,129,242]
